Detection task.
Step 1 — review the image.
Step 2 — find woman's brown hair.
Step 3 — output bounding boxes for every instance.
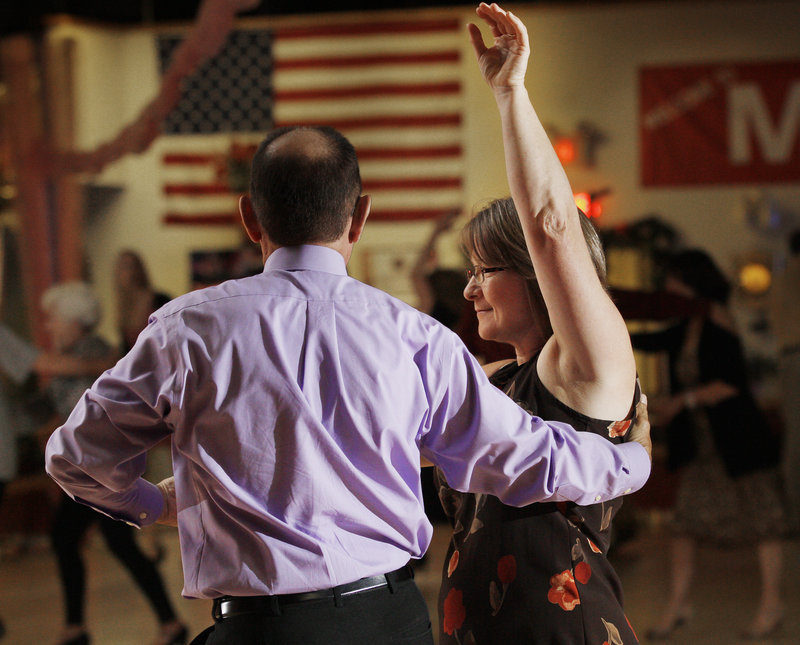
[461,197,607,341]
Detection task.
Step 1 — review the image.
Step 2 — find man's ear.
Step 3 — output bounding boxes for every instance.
[348,194,371,244]
[239,195,262,243]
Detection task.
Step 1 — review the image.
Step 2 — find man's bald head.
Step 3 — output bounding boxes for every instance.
[249,126,362,246]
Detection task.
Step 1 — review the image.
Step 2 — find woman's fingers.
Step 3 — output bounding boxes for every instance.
[467,22,488,60]
[505,11,529,49]
[490,4,515,36]
[476,3,504,38]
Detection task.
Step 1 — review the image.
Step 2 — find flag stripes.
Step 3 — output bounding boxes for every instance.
[159,16,464,225]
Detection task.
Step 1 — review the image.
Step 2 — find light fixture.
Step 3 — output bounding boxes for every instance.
[738,260,772,296]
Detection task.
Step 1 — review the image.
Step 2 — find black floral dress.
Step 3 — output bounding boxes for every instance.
[434,356,640,644]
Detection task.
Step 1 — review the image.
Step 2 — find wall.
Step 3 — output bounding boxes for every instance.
[46,0,800,345]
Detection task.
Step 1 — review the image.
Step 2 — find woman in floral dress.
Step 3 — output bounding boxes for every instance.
[434,5,641,643]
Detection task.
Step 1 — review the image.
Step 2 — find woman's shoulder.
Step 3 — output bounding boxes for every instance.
[539,337,636,421]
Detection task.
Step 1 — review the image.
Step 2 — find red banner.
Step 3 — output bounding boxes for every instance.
[640,60,800,186]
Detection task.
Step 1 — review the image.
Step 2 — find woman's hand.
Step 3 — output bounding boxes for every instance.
[156,476,178,527]
[629,394,652,462]
[468,3,530,92]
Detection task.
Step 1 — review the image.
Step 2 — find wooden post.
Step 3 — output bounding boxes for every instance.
[44,36,83,283]
[0,35,55,346]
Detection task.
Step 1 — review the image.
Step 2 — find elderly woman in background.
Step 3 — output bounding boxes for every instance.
[30,283,187,645]
[433,5,642,644]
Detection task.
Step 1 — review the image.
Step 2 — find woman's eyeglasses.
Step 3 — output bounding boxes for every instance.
[466,266,506,285]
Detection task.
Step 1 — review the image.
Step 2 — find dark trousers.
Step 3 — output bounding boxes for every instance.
[51,494,177,626]
[190,576,433,645]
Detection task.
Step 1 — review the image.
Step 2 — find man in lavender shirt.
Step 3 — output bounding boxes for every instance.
[46,126,651,645]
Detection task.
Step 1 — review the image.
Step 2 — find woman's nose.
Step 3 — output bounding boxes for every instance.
[463,278,478,300]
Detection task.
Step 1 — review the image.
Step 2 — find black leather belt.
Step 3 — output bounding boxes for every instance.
[212,564,414,620]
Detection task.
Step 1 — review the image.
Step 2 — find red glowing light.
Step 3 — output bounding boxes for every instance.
[574,192,591,213]
[587,201,603,218]
[554,137,577,165]
[573,192,603,219]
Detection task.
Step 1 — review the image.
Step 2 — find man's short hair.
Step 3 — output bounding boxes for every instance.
[249,126,362,246]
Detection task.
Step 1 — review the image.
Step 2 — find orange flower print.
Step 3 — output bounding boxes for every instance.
[443,588,466,636]
[588,539,602,553]
[607,418,631,438]
[497,554,517,584]
[547,570,581,611]
[448,550,460,578]
[574,561,592,585]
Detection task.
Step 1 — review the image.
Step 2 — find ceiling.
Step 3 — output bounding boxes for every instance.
[2,1,463,36]
[2,1,651,38]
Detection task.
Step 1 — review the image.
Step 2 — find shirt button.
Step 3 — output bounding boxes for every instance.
[594,495,602,502]
[139,512,148,520]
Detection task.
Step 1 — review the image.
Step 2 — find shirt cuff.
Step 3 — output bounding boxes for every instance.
[553,440,651,506]
[615,441,652,496]
[75,478,165,528]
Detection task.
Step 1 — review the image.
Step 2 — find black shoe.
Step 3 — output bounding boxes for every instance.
[644,607,691,641]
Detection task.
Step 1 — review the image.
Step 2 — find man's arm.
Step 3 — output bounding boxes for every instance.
[44,318,175,527]
[419,334,651,507]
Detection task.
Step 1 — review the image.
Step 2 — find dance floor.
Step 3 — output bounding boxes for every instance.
[0,515,797,644]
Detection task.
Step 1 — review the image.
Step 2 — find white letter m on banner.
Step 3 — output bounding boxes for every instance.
[728,81,800,165]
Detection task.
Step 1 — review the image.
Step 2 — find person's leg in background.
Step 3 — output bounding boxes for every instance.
[98,516,187,645]
[744,539,784,638]
[50,495,94,645]
[646,535,695,640]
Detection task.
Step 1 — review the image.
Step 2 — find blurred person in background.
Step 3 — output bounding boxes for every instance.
[631,249,788,640]
[0,282,187,645]
[114,250,172,353]
[770,228,800,535]
[114,250,174,563]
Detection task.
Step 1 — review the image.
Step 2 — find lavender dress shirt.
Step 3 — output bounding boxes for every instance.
[46,245,649,599]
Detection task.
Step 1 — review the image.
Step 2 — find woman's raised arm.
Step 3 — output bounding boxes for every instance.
[470,3,635,418]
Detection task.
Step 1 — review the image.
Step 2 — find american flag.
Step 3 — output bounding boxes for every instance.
[157,17,464,225]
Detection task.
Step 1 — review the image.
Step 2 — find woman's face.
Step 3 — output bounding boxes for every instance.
[43,310,85,352]
[463,259,540,351]
[115,254,139,289]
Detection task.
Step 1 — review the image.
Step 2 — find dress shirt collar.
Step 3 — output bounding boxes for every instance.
[264,245,348,276]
